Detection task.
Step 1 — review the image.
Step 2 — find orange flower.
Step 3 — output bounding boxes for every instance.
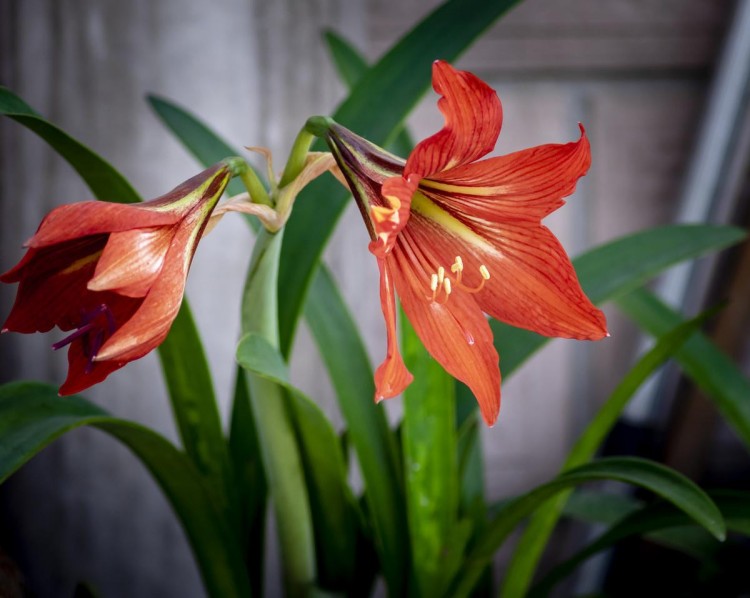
[1,163,230,395]
[325,60,607,426]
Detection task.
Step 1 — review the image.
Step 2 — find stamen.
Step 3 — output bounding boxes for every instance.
[435,278,452,305]
[424,256,490,304]
[52,304,116,371]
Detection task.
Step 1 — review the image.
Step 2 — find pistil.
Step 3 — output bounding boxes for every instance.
[53,304,116,371]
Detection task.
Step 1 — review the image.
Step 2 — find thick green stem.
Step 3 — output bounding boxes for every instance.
[279,128,316,188]
[241,228,316,597]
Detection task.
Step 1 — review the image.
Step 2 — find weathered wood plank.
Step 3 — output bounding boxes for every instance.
[368,0,732,72]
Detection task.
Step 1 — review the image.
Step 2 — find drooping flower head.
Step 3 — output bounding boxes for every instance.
[1,163,231,395]
[324,60,607,426]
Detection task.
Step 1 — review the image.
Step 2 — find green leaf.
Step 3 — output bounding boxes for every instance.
[617,288,750,449]
[236,333,357,591]
[531,491,750,597]
[450,457,725,597]
[148,95,247,199]
[322,30,414,158]
[278,0,524,355]
[228,369,267,598]
[2,88,236,526]
[158,304,239,521]
[0,87,140,204]
[304,267,407,590]
[401,313,461,597]
[501,309,715,598]
[0,382,251,597]
[563,490,642,526]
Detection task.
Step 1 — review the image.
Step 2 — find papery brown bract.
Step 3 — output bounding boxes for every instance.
[1,164,230,395]
[326,61,607,426]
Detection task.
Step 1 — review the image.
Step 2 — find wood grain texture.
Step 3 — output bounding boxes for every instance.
[369,0,732,73]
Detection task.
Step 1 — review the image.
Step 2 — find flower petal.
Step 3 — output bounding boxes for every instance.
[87,226,175,297]
[371,255,414,401]
[59,343,127,395]
[404,60,502,179]
[407,192,606,340]
[369,175,419,257]
[94,212,200,362]
[471,222,606,339]
[390,228,501,426]
[1,237,108,333]
[57,295,142,395]
[27,202,178,248]
[422,124,591,222]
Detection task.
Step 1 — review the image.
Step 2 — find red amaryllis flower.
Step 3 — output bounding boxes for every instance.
[324,60,607,426]
[1,163,230,395]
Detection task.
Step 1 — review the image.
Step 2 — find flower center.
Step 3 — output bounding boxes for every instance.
[52,304,116,373]
[427,255,490,304]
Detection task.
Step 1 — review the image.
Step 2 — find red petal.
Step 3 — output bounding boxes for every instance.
[369,175,418,257]
[469,221,606,339]
[423,124,591,222]
[371,256,413,401]
[27,202,178,248]
[390,227,501,426]
[94,212,199,362]
[404,60,502,180]
[88,226,175,297]
[58,340,128,395]
[2,237,108,333]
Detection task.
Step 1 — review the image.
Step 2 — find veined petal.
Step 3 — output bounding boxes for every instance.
[423,124,591,222]
[94,209,202,362]
[27,202,178,248]
[88,226,175,297]
[472,222,606,339]
[408,191,606,340]
[390,228,501,426]
[1,237,108,333]
[59,345,125,395]
[371,255,413,401]
[404,60,502,179]
[370,175,419,257]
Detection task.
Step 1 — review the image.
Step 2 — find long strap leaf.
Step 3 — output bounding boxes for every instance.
[0,382,251,598]
[500,308,717,598]
[449,457,724,597]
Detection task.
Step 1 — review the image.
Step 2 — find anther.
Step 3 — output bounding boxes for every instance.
[451,256,463,272]
[437,266,445,285]
[479,265,490,280]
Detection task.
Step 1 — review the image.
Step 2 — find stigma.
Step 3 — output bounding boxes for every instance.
[427,255,489,304]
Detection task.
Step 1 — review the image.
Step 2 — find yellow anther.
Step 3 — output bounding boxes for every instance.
[425,257,487,304]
